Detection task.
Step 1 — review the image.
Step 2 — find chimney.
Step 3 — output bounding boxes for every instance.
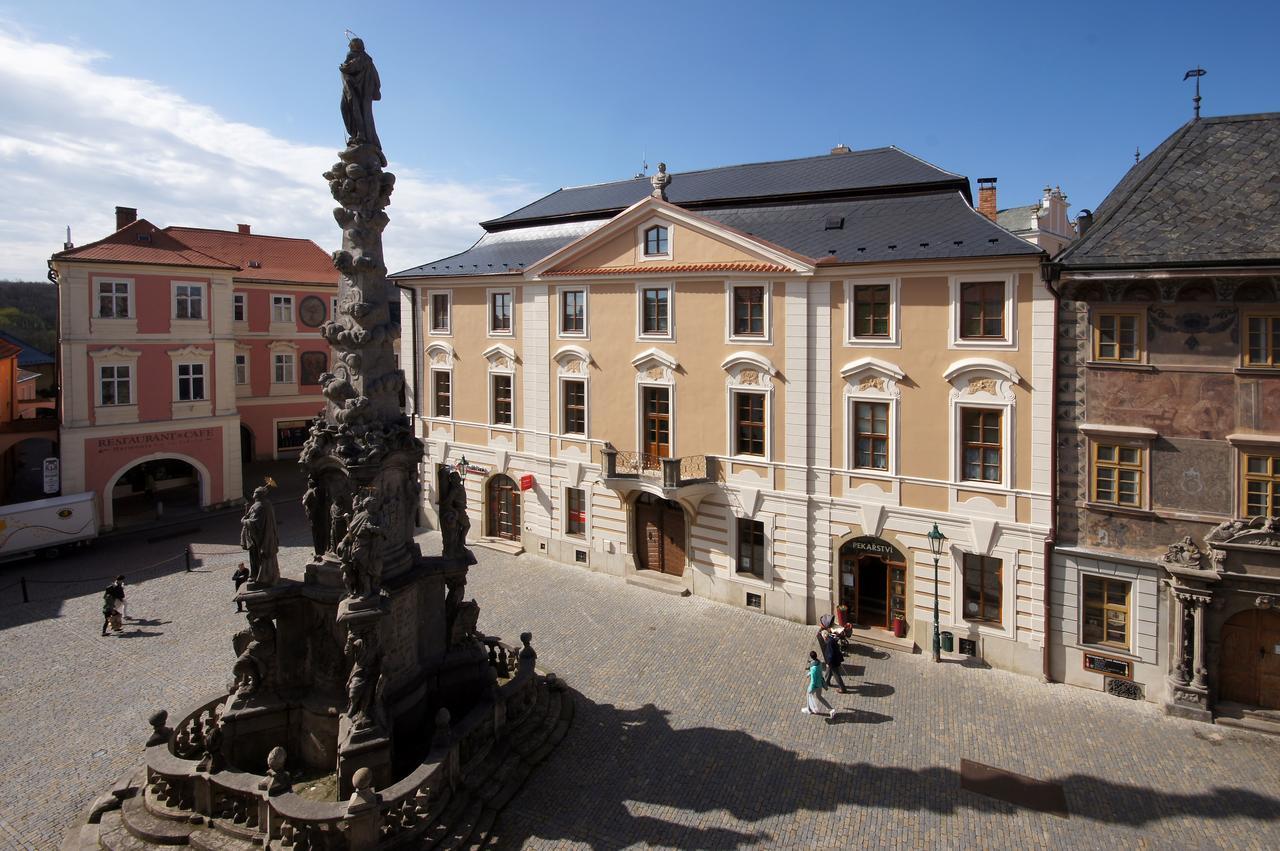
[115,206,137,231]
[237,223,251,235]
[830,144,852,155]
[1077,209,1094,237]
[977,178,997,221]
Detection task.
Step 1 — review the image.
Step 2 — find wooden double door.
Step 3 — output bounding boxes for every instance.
[486,475,521,541]
[634,493,685,576]
[838,549,907,631]
[1219,608,1280,709]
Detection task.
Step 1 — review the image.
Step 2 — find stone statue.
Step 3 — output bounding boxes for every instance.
[197,714,224,774]
[339,38,384,163]
[240,486,279,586]
[337,495,386,599]
[650,162,671,200]
[231,617,277,696]
[330,492,350,554]
[302,476,328,557]
[439,469,471,560]
[444,574,465,639]
[345,631,383,732]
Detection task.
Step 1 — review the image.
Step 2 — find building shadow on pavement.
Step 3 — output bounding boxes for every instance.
[491,688,1280,850]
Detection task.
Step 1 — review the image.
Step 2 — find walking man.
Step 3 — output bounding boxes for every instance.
[109,575,127,620]
[802,650,837,718]
[823,629,849,693]
[232,563,250,612]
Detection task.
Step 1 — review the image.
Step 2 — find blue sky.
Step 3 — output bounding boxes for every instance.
[0,0,1276,279]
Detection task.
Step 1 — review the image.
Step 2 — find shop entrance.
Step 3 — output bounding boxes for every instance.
[111,458,201,528]
[485,474,521,541]
[838,536,908,632]
[1219,608,1280,710]
[633,493,685,577]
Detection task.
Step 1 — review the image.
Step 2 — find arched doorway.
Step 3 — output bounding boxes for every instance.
[111,458,201,528]
[1219,608,1280,709]
[633,493,685,577]
[1,437,57,504]
[240,425,255,464]
[486,474,521,541]
[838,536,908,632]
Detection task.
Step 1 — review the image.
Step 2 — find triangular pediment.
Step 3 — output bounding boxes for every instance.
[527,197,814,278]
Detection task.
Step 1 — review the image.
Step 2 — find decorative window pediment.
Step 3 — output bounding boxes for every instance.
[840,356,905,398]
[166,345,213,362]
[721,351,776,390]
[426,341,456,369]
[632,346,677,384]
[89,346,141,361]
[482,342,517,372]
[268,339,300,354]
[554,344,592,377]
[943,357,1021,402]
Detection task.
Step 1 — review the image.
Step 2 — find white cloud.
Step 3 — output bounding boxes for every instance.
[0,28,534,280]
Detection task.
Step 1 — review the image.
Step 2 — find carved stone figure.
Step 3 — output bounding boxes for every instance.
[449,601,480,646]
[650,162,671,200]
[1160,535,1204,571]
[197,714,224,774]
[339,38,383,160]
[302,476,328,557]
[444,574,466,639]
[330,489,351,554]
[231,617,277,696]
[439,469,472,560]
[345,631,384,732]
[239,486,279,586]
[337,495,386,599]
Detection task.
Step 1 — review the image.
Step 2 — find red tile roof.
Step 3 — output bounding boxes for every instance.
[0,340,22,361]
[52,220,238,269]
[543,262,787,277]
[167,227,337,286]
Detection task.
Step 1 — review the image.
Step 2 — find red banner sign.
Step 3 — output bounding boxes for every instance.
[519,474,535,491]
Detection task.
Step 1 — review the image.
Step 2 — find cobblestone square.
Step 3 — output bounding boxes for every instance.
[0,502,1277,849]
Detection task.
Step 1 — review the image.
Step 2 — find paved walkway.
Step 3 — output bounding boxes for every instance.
[0,505,1277,849]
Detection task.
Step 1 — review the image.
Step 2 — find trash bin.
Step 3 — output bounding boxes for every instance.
[940,631,954,653]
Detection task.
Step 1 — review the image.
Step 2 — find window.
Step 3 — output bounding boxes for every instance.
[273,352,295,384]
[961,409,1002,483]
[566,487,586,537]
[100,365,132,406]
[644,225,668,256]
[174,284,204,320]
[98,281,130,318]
[492,374,513,425]
[1092,443,1144,506]
[1244,314,1280,367]
[234,354,248,385]
[962,554,1002,624]
[736,518,765,578]
[960,281,1004,339]
[561,289,586,336]
[1243,453,1280,516]
[272,295,294,324]
[853,401,889,470]
[176,363,205,401]
[641,287,669,335]
[732,286,765,337]
[1094,312,1142,362]
[432,370,451,418]
[430,292,451,333]
[490,291,512,334]
[734,391,766,457]
[562,379,586,435]
[1082,575,1130,649]
[233,293,246,323]
[853,284,891,338]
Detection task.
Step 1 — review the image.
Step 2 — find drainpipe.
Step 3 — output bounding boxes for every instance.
[1041,258,1062,683]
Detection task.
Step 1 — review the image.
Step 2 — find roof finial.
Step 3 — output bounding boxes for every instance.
[1135,145,1141,164]
[650,162,670,201]
[1183,66,1206,119]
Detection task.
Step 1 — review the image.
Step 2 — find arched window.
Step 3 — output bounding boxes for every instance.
[644,225,669,256]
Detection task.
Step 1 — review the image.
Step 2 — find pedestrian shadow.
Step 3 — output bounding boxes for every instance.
[492,689,1280,850]
[126,617,171,628]
[848,681,894,698]
[114,628,163,638]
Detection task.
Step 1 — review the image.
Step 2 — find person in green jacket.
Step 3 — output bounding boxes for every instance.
[803,651,837,718]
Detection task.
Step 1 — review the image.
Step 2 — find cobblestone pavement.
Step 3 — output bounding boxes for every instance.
[1,503,1278,850]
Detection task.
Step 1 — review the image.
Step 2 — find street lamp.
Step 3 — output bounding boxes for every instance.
[927,522,947,663]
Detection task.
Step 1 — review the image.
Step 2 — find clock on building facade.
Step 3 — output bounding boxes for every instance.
[299,295,327,327]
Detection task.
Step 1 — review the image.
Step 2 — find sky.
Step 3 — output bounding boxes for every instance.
[0,0,1277,281]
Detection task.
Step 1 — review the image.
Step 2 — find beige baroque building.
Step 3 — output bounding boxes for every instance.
[394,148,1055,676]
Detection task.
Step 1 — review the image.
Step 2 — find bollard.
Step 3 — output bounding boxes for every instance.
[185,547,192,572]
[20,577,28,603]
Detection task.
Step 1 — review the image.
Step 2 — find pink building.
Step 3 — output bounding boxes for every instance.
[49,207,337,529]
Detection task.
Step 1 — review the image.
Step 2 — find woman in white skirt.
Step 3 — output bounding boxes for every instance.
[803,650,837,718]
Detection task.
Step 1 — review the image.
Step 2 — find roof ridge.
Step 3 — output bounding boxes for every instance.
[164,225,320,243]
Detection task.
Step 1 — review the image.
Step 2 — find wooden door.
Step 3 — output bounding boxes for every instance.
[643,387,671,462]
[487,476,520,541]
[1219,609,1280,709]
[633,496,684,577]
[1260,610,1280,710]
[660,502,685,577]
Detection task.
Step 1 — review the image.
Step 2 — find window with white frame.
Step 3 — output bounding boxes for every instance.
[174,283,204,319]
[99,365,132,406]
[852,401,890,470]
[730,284,767,339]
[643,225,669,257]
[565,487,587,537]
[273,352,295,384]
[847,279,900,345]
[432,369,451,418]
[960,408,1003,483]
[272,295,295,323]
[962,553,1002,624]
[234,354,249,385]
[562,379,586,435]
[733,391,767,457]
[736,518,765,578]
[840,357,904,473]
[639,286,671,337]
[430,291,451,334]
[97,280,131,318]
[489,290,513,335]
[560,289,586,336]
[491,373,513,425]
[233,293,246,322]
[944,359,1018,486]
[950,274,1015,348]
[176,363,206,401]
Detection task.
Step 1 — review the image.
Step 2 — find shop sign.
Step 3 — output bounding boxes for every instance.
[519,474,535,491]
[1082,652,1131,679]
[843,535,905,562]
[456,462,490,478]
[95,427,218,455]
[42,458,60,494]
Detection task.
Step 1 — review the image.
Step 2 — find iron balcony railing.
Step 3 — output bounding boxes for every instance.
[600,445,717,489]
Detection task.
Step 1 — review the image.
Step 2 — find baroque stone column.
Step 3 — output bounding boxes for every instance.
[1166,587,1212,722]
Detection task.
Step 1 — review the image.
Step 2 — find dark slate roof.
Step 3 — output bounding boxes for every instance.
[996,204,1039,235]
[482,148,966,229]
[392,191,1039,278]
[0,330,54,367]
[1058,113,1280,269]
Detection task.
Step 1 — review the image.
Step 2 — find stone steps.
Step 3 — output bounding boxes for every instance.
[121,795,195,845]
[186,827,259,851]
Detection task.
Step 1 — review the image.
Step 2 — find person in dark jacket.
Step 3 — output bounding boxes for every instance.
[232,563,250,612]
[822,629,849,692]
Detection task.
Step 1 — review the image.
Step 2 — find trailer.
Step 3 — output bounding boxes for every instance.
[0,491,98,562]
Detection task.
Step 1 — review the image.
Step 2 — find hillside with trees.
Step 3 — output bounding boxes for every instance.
[0,280,57,355]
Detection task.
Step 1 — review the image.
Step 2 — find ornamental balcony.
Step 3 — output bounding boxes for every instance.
[599,445,720,506]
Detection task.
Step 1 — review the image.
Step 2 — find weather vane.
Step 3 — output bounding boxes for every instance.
[1183,67,1206,119]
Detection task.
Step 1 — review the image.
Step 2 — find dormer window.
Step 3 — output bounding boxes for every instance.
[644,225,669,256]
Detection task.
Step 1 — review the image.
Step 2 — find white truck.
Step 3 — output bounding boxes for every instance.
[0,491,98,562]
